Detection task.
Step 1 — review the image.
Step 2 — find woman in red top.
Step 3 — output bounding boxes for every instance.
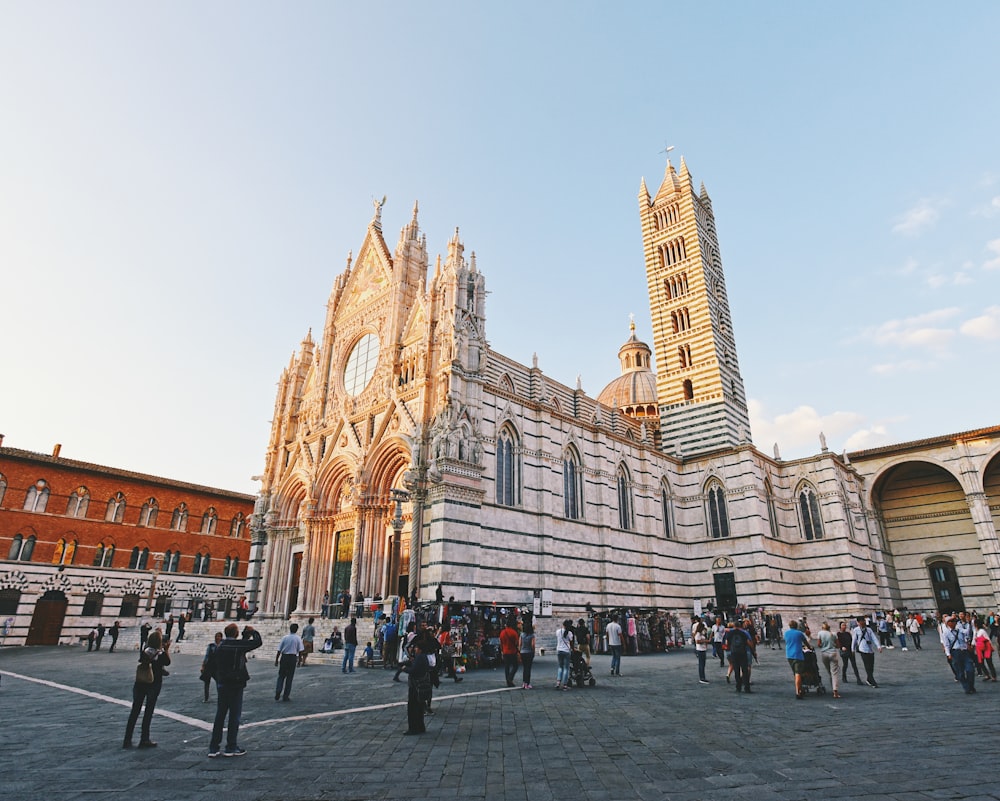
[499,618,520,687]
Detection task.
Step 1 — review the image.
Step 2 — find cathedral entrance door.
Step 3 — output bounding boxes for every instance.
[713,572,738,616]
[287,552,302,618]
[26,590,68,645]
[331,530,354,602]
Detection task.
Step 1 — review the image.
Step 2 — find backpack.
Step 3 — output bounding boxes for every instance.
[214,643,248,686]
[728,629,748,654]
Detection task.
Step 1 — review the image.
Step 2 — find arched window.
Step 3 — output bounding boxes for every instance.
[52,538,76,565]
[660,482,673,538]
[93,542,115,567]
[230,513,245,537]
[138,499,158,528]
[683,379,694,401]
[105,492,126,523]
[617,465,633,530]
[201,508,218,535]
[164,550,181,572]
[563,447,583,520]
[129,546,150,570]
[193,552,211,575]
[224,556,240,577]
[765,478,779,539]
[66,487,90,518]
[170,503,189,531]
[8,533,36,561]
[0,474,6,506]
[707,481,730,539]
[496,427,520,506]
[23,480,50,513]
[799,485,824,540]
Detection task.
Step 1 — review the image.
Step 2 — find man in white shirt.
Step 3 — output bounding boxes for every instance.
[274,623,305,701]
[606,616,624,676]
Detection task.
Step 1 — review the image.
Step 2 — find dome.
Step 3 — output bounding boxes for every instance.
[597,370,659,410]
[596,320,659,418]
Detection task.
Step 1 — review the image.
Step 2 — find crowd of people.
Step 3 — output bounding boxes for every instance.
[114,603,1000,755]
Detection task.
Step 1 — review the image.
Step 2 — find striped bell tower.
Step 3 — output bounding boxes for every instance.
[638,158,751,456]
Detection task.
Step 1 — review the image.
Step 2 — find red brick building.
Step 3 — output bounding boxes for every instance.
[0,443,255,646]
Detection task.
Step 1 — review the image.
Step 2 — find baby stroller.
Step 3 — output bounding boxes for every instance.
[569,650,596,688]
[799,649,826,696]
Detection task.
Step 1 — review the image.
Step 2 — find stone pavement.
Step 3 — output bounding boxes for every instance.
[1,638,998,801]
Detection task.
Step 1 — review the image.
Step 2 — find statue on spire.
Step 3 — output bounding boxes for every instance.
[372,194,386,227]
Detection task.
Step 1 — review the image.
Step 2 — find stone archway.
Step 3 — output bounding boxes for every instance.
[26,589,68,645]
[873,461,990,611]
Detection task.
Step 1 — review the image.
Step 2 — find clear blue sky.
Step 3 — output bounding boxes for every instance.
[2,3,998,493]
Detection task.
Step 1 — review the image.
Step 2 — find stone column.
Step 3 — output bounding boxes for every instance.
[967,492,1000,605]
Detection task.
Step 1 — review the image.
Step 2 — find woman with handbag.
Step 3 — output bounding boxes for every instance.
[123,629,171,749]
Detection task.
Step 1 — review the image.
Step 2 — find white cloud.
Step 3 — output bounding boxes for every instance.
[926,270,973,288]
[843,426,893,452]
[960,306,1000,340]
[869,360,927,375]
[984,238,1000,271]
[972,196,1000,217]
[748,400,869,458]
[868,307,960,349]
[892,199,942,236]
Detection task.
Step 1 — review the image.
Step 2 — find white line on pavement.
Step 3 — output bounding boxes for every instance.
[0,669,518,731]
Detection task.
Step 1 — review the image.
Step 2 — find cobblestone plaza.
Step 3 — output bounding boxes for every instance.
[1,640,994,801]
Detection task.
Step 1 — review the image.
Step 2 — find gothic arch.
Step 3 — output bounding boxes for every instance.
[276,477,310,524]
[316,457,358,514]
[367,438,411,501]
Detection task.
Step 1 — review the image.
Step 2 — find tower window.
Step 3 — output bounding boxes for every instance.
[683,379,694,401]
[617,465,633,530]
[496,427,521,506]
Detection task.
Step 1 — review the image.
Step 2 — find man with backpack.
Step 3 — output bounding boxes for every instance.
[724,620,757,693]
[209,624,263,758]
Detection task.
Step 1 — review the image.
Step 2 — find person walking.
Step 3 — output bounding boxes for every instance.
[95,622,106,651]
[139,620,151,651]
[907,613,922,650]
[520,621,536,689]
[123,630,171,749]
[817,622,842,698]
[943,615,976,694]
[724,620,756,693]
[975,622,997,681]
[299,617,316,666]
[164,615,174,641]
[852,616,882,688]
[201,632,222,703]
[711,617,726,665]
[837,621,862,685]
[500,618,520,687]
[108,621,120,653]
[606,615,624,677]
[783,620,810,699]
[274,623,304,701]
[692,617,710,684]
[343,617,358,673]
[176,615,186,642]
[437,626,463,683]
[555,619,576,690]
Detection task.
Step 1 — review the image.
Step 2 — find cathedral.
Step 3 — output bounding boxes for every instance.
[254,159,1000,622]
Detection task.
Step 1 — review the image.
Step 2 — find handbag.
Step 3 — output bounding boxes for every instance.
[136,660,154,685]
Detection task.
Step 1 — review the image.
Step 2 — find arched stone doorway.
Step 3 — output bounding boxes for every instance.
[873,461,989,611]
[26,589,68,645]
[927,559,965,613]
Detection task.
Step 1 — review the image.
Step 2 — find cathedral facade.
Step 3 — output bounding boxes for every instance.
[255,161,1000,622]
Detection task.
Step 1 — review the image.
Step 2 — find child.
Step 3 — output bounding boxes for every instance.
[359,641,375,668]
